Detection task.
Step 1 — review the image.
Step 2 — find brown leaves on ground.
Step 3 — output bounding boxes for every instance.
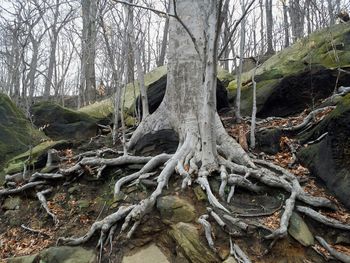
[321,210,350,224]
[312,243,350,259]
[312,244,331,259]
[0,227,54,259]
[333,244,350,255]
[304,179,340,205]
[261,211,281,230]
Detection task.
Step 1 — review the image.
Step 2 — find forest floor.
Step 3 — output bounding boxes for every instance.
[1,107,350,262]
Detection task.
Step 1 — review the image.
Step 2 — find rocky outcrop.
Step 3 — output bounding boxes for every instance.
[78,66,234,124]
[136,75,230,117]
[288,212,314,246]
[228,23,350,117]
[7,246,97,263]
[157,196,196,223]
[298,94,350,208]
[31,102,98,141]
[122,243,170,263]
[4,140,67,175]
[169,222,220,263]
[0,93,46,170]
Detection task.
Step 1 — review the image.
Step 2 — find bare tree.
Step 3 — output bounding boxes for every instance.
[80,0,98,106]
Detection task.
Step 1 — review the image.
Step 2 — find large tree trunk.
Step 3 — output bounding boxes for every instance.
[128,0,251,168]
[120,0,252,237]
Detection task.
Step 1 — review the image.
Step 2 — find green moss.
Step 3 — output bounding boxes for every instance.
[226,24,350,115]
[298,94,350,142]
[78,98,113,120]
[217,67,235,86]
[32,102,98,140]
[0,93,46,170]
[4,140,66,174]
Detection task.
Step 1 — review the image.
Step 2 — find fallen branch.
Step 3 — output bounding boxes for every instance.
[21,224,50,237]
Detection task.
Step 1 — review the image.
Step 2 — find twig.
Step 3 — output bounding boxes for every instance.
[21,224,50,237]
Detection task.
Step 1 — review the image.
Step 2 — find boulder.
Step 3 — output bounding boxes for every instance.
[136,75,230,117]
[288,212,314,246]
[228,23,350,117]
[133,129,179,156]
[298,94,350,208]
[31,102,98,141]
[4,140,67,175]
[78,66,234,124]
[122,243,170,263]
[157,195,196,223]
[169,222,220,263]
[7,246,96,263]
[223,257,238,263]
[255,128,283,154]
[0,93,46,169]
[2,196,21,210]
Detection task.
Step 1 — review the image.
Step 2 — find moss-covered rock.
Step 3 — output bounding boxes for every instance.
[0,93,46,170]
[288,212,314,246]
[298,94,350,208]
[78,66,234,123]
[31,102,98,141]
[4,140,67,175]
[157,195,196,223]
[169,222,220,263]
[228,23,350,117]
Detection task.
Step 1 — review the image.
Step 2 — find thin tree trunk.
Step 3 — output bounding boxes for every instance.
[282,0,290,48]
[265,0,274,54]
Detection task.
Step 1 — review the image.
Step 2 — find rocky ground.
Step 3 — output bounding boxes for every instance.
[1,102,350,263]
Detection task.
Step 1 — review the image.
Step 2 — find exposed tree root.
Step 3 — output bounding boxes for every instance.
[198,214,216,252]
[114,153,172,197]
[230,237,252,263]
[30,172,64,182]
[57,205,135,246]
[264,182,297,240]
[2,110,347,262]
[60,155,153,175]
[37,188,59,225]
[0,181,46,196]
[316,236,350,263]
[281,106,335,132]
[296,206,350,230]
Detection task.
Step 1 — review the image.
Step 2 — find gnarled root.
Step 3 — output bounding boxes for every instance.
[316,236,350,263]
[230,237,252,263]
[114,153,172,197]
[37,188,59,225]
[198,214,217,252]
[296,206,350,230]
[57,205,135,246]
